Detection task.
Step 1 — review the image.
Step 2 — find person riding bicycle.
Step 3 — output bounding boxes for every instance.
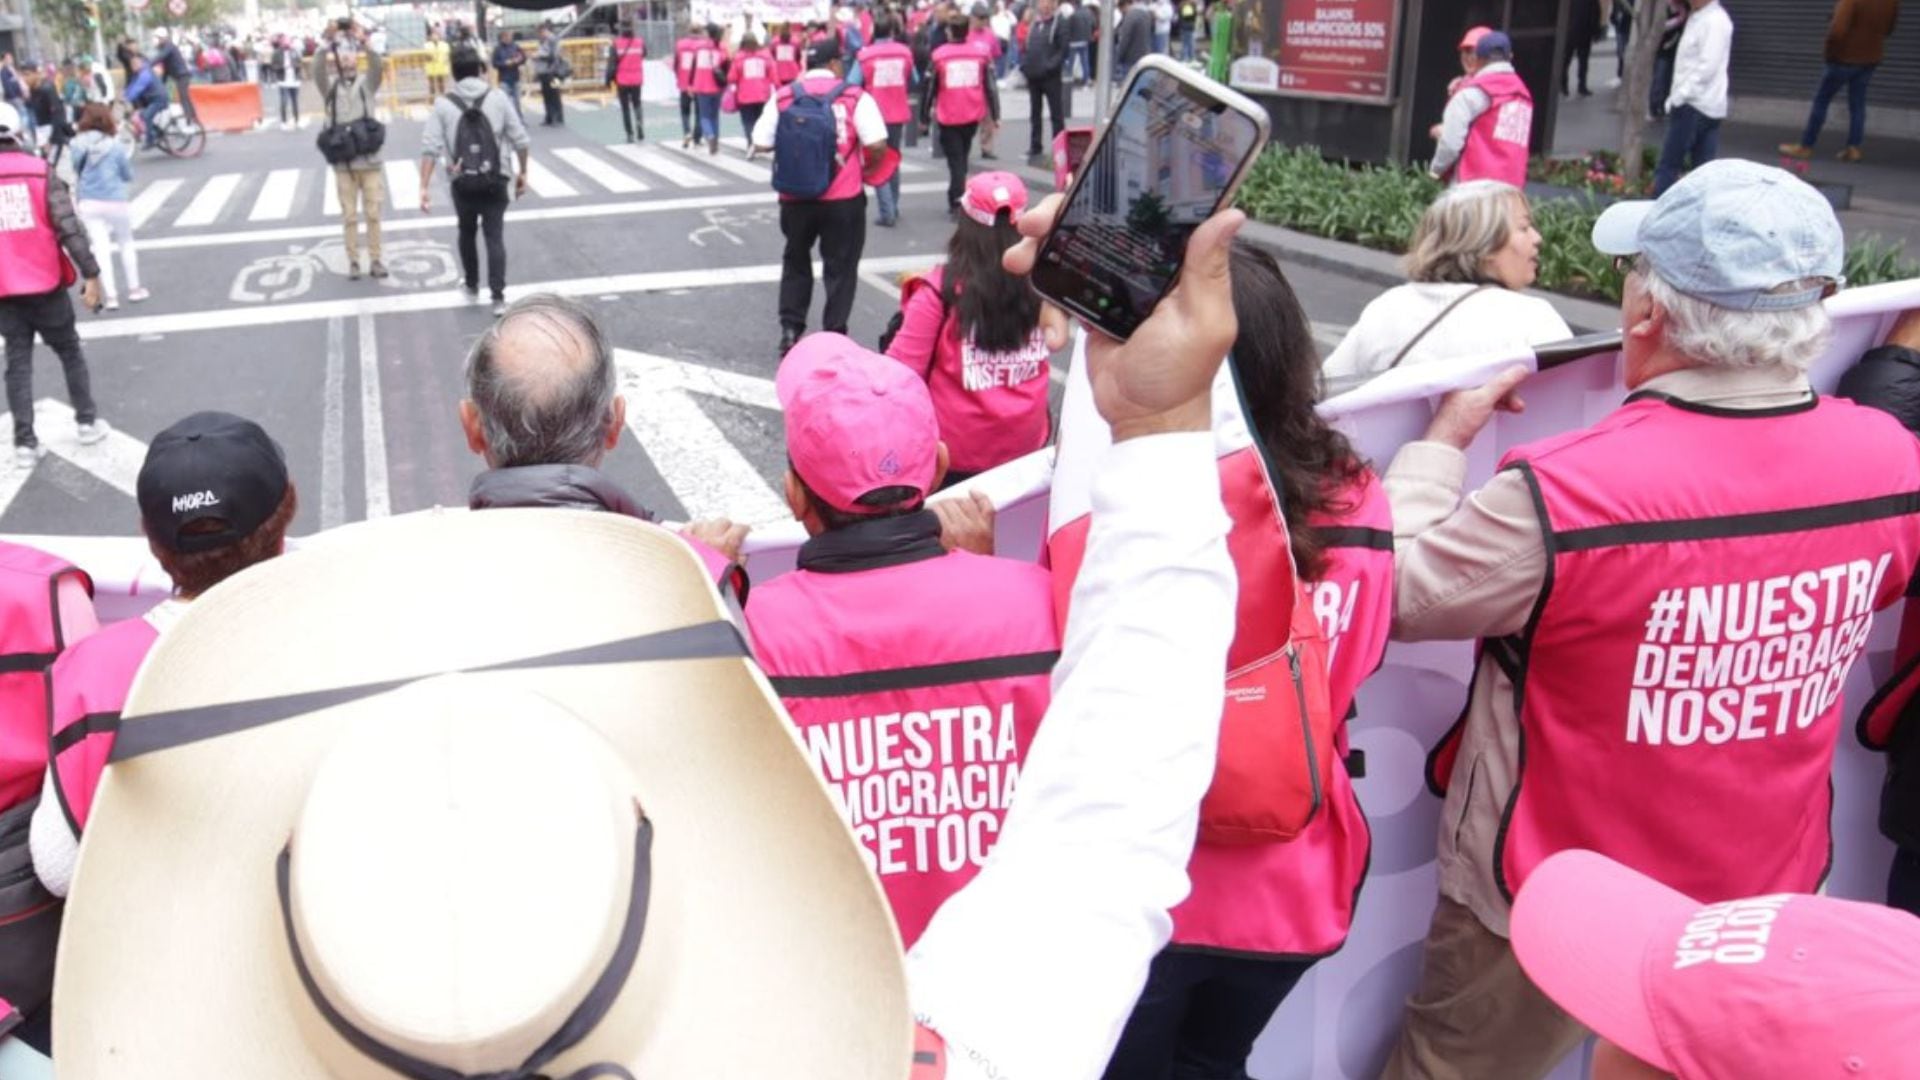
[122,56,167,150]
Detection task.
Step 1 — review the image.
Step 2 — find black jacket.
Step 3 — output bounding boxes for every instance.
[468,463,658,519]
[1836,345,1920,434]
[1113,7,1154,71]
[1022,14,1071,79]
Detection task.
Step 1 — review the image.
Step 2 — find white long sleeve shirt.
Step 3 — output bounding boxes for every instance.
[1666,0,1733,119]
[908,431,1236,1080]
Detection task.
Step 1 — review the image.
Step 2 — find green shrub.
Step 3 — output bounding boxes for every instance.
[1237,146,1919,303]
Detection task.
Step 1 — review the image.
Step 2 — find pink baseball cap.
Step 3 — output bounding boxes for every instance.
[1512,850,1920,1079]
[961,172,1028,227]
[776,333,939,514]
[1458,25,1492,50]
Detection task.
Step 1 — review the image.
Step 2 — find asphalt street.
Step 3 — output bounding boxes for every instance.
[0,88,1375,541]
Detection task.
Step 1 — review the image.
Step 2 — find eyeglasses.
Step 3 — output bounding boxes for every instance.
[1612,254,1642,277]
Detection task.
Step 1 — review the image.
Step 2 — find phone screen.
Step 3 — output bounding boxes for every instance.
[1032,69,1264,339]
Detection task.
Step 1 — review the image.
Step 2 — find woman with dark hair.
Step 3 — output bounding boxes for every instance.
[883,172,1051,486]
[728,33,774,153]
[1102,241,1394,1080]
[68,102,146,310]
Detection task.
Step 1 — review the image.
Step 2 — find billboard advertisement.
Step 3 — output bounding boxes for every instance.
[1227,0,1401,104]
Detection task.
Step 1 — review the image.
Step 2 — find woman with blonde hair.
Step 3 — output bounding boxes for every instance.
[1323,180,1570,390]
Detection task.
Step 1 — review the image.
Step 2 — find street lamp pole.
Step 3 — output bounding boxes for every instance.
[1091,0,1115,126]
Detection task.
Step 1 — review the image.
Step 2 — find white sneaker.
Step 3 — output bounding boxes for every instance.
[76,419,110,445]
[104,296,119,311]
[13,445,43,470]
[127,287,151,302]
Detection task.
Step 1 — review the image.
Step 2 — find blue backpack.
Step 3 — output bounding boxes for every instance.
[771,80,848,200]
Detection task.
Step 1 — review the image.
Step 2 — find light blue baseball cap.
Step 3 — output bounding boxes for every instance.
[1590,159,1844,312]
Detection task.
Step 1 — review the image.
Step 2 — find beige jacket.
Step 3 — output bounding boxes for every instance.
[1385,362,1815,937]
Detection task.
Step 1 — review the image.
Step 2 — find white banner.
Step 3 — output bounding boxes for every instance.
[7,278,1917,1080]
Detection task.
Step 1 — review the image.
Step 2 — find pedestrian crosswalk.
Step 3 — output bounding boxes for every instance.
[123,138,940,233]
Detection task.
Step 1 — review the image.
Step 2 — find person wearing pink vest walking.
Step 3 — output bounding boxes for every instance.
[754,44,891,358]
[30,411,297,902]
[1102,241,1394,1079]
[1378,159,1920,1080]
[672,25,705,147]
[605,22,646,143]
[1429,30,1533,189]
[728,35,775,156]
[0,103,109,471]
[688,24,728,156]
[858,15,916,227]
[771,25,803,84]
[885,173,1051,483]
[746,332,1059,948]
[922,16,1000,217]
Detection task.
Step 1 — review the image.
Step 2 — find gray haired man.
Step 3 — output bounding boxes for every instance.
[459,295,748,571]
[1379,159,1920,1080]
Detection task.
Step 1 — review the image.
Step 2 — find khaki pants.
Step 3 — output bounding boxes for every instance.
[335,166,385,266]
[1379,897,1589,1080]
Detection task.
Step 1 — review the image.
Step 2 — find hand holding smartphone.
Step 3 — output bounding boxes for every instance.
[1030,56,1270,341]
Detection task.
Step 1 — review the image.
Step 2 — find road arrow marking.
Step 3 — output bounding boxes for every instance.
[614,349,788,526]
[0,401,149,520]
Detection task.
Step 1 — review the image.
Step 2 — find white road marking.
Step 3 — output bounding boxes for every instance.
[383,160,423,212]
[131,182,951,254]
[321,316,347,530]
[322,170,341,216]
[78,253,944,341]
[522,158,579,198]
[358,312,391,520]
[173,173,244,228]
[607,143,719,188]
[664,139,772,183]
[248,169,301,222]
[128,179,183,229]
[0,401,149,520]
[614,349,788,524]
[552,147,650,193]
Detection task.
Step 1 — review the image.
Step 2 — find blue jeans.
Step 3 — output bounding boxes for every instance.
[1153,31,1169,54]
[1179,25,1195,61]
[140,98,168,145]
[1649,53,1675,117]
[1801,62,1876,149]
[876,121,904,222]
[1067,42,1089,81]
[695,92,721,140]
[1654,103,1720,195]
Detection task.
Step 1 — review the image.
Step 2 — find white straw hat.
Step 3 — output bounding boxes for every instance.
[54,508,912,1078]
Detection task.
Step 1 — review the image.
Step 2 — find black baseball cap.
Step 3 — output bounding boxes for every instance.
[136,412,290,554]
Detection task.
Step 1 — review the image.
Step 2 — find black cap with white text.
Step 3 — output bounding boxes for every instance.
[136,412,290,554]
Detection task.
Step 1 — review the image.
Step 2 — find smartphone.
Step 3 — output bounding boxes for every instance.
[1031,57,1270,341]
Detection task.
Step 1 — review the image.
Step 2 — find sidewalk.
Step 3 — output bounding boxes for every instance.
[1551,37,1920,256]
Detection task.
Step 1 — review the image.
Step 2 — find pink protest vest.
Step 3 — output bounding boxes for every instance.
[0,155,77,299]
[611,37,646,87]
[0,542,89,811]
[48,617,159,837]
[1456,68,1533,188]
[772,39,802,83]
[859,41,916,125]
[673,36,702,92]
[1170,471,1393,956]
[690,42,724,94]
[774,78,870,203]
[746,540,1058,948]
[931,43,989,126]
[1436,393,1920,904]
[897,269,1051,475]
[730,50,774,105]
[966,27,1003,60]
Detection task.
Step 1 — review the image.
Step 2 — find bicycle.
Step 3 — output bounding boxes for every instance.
[112,99,207,159]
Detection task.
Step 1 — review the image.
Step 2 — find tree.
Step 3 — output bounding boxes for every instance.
[1618,0,1670,186]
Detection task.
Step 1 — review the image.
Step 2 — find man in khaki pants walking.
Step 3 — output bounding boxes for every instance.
[313,19,387,281]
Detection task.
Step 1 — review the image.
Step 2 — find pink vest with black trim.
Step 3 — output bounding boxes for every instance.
[0,542,90,811]
[1432,393,1920,904]
[774,78,869,203]
[898,269,1051,475]
[1170,471,1394,956]
[730,50,774,105]
[1456,69,1532,188]
[745,536,1058,948]
[0,154,78,300]
[858,41,915,124]
[690,42,724,94]
[931,43,989,126]
[612,37,646,87]
[48,616,160,837]
[772,39,802,83]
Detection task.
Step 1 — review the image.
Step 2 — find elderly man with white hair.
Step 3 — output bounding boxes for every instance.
[1378,158,1920,1080]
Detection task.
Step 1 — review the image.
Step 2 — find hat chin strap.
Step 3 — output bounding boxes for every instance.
[274,817,655,1080]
